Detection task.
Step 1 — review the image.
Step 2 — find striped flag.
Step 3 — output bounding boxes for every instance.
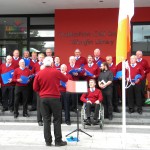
[116,0,134,64]
[66,80,87,93]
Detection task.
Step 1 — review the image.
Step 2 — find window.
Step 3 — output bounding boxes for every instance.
[29,17,55,54]
[0,15,55,60]
[0,17,27,39]
[132,23,150,55]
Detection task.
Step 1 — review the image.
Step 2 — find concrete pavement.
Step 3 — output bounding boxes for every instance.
[0,122,150,150]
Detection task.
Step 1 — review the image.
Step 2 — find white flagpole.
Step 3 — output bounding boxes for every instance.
[122,60,126,149]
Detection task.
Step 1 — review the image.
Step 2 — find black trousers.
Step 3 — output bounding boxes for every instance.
[141,79,146,102]
[28,80,37,106]
[40,97,62,143]
[67,93,77,110]
[86,103,100,119]
[126,84,142,110]
[14,86,29,114]
[61,92,70,122]
[112,81,119,109]
[2,86,14,109]
[102,87,113,117]
[36,93,42,122]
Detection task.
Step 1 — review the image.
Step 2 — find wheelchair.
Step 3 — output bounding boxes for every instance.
[81,102,104,129]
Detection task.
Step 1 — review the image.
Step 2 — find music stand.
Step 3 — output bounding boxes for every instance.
[66,80,92,141]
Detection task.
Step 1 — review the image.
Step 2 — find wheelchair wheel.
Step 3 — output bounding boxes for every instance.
[81,106,85,127]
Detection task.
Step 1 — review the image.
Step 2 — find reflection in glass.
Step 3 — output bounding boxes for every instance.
[133,25,150,52]
[30,41,54,53]
[30,29,54,37]
[0,17,27,39]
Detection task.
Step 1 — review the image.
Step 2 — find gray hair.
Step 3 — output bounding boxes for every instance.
[43,56,53,67]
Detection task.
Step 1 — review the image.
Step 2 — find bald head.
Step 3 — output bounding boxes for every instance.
[6,55,12,64]
[136,50,143,59]
[106,56,113,65]
[74,49,81,57]
[13,49,20,58]
[94,48,100,57]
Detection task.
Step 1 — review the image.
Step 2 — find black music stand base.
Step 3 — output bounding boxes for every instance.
[66,94,92,141]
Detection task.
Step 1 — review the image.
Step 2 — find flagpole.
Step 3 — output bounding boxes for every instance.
[122,60,126,149]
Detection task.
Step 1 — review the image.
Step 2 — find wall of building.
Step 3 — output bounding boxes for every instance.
[55,7,150,65]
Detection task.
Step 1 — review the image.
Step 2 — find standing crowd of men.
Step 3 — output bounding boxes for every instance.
[0,48,149,126]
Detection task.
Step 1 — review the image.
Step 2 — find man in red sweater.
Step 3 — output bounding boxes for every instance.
[126,55,145,114]
[74,49,87,67]
[67,56,80,112]
[136,50,150,104]
[93,48,105,66]
[53,56,61,70]
[12,49,21,69]
[80,79,103,125]
[59,64,72,125]
[13,59,31,118]
[0,55,15,112]
[29,52,38,70]
[28,52,38,112]
[31,53,45,126]
[106,56,120,113]
[83,55,100,82]
[33,56,68,147]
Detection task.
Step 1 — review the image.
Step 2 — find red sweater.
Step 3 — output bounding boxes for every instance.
[137,58,150,78]
[33,67,68,98]
[93,57,105,64]
[126,64,145,84]
[31,62,42,74]
[67,64,80,81]
[109,63,117,76]
[83,63,100,81]
[75,56,87,67]
[53,64,61,70]
[12,57,21,69]
[0,63,15,86]
[29,59,37,70]
[80,88,103,103]
[13,67,31,86]
[59,73,73,92]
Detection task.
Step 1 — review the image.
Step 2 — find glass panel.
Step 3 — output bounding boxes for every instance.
[30,41,54,53]
[0,17,27,39]
[30,29,54,37]
[133,25,150,52]
[0,40,27,56]
[30,17,54,25]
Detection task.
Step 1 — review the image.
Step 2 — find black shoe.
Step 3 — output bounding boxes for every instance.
[65,121,71,125]
[46,142,52,146]
[114,107,120,113]
[14,113,19,118]
[55,141,67,146]
[109,115,113,120]
[29,108,36,111]
[85,119,91,126]
[128,108,134,114]
[38,121,43,126]
[93,119,99,125]
[23,113,30,117]
[2,108,8,112]
[137,109,142,115]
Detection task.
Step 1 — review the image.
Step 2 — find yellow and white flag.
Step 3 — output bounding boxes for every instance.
[116,0,134,65]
